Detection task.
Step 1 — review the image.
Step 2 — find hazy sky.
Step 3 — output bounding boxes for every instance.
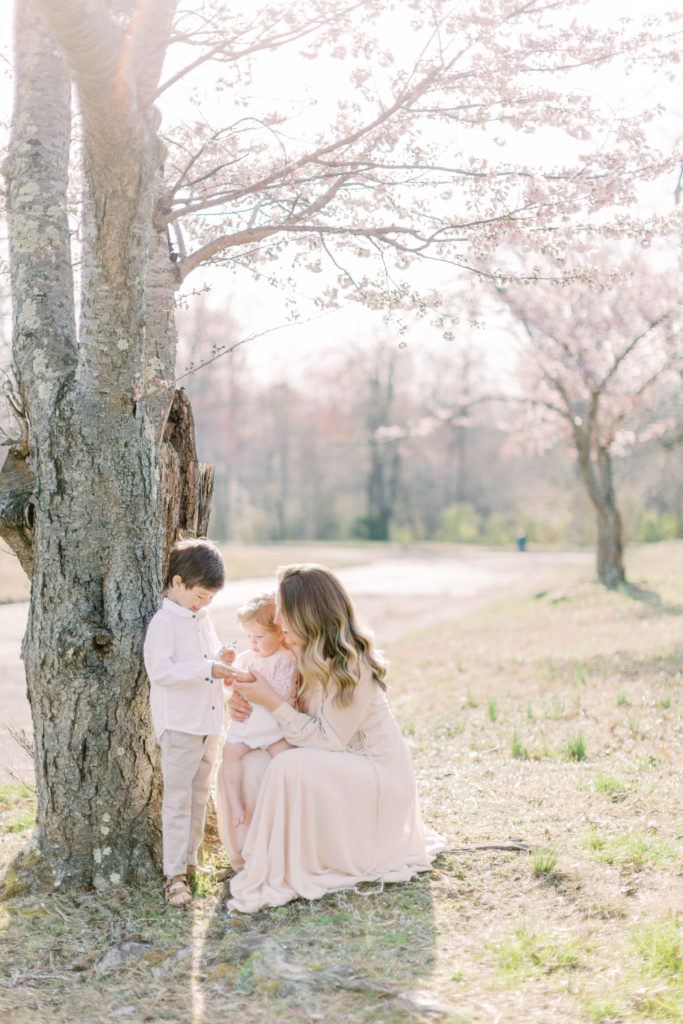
[158,0,681,384]
[0,1,679,387]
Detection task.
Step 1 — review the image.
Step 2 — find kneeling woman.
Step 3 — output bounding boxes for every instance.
[218,563,445,913]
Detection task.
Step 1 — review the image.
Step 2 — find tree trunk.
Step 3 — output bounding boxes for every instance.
[3,0,199,890]
[160,388,215,563]
[596,503,625,589]
[594,446,625,588]
[576,432,625,589]
[21,391,165,887]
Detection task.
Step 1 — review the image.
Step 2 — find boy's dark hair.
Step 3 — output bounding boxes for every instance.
[165,538,225,591]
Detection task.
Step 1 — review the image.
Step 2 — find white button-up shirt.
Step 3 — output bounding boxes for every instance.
[144,597,224,739]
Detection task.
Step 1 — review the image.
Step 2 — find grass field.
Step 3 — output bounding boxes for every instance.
[1,542,681,1023]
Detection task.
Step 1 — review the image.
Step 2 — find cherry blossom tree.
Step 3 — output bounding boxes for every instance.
[496,252,683,587]
[1,0,681,887]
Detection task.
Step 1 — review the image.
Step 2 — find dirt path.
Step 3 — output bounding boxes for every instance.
[0,547,591,783]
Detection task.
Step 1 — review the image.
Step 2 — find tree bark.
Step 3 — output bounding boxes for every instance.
[593,447,625,589]
[160,388,215,563]
[0,450,35,578]
[575,430,625,589]
[596,504,625,590]
[3,0,194,889]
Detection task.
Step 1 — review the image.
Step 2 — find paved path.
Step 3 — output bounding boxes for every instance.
[0,547,591,783]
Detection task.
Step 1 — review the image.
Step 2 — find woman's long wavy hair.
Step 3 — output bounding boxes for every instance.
[277,564,386,706]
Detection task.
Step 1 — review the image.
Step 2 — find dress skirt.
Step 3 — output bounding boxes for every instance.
[216,673,446,913]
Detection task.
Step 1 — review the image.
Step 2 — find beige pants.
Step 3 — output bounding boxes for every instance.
[159,730,219,877]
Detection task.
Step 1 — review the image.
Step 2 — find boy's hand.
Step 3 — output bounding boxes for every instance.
[212,661,235,679]
[219,646,236,665]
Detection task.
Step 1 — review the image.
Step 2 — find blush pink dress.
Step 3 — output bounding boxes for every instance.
[224,647,297,748]
[216,663,446,913]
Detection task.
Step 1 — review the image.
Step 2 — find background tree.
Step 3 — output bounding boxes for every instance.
[497,253,683,587]
[177,296,683,550]
[0,0,679,886]
[340,338,409,541]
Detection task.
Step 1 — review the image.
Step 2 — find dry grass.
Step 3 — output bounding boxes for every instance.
[1,541,682,1023]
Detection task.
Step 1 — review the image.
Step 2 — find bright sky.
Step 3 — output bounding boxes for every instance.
[0,1,680,386]
[158,0,682,384]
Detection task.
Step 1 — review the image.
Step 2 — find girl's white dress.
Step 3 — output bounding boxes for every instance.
[224,648,297,748]
[216,663,446,913]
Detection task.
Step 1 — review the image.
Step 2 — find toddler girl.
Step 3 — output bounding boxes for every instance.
[221,592,297,827]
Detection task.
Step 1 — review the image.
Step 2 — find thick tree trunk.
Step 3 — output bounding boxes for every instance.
[4,0,190,889]
[22,393,165,886]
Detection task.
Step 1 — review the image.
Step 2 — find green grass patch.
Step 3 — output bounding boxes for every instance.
[632,917,683,976]
[0,783,34,805]
[6,809,35,833]
[565,730,587,761]
[0,783,37,835]
[510,728,528,760]
[594,774,629,802]
[494,921,582,982]
[584,831,679,868]
[627,917,683,1020]
[532,847,558,876]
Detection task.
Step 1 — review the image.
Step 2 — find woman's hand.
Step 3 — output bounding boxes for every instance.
[227,687,252,721]
[232,668,283,712]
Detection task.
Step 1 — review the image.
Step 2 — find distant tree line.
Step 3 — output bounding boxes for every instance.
[179,296,683,552]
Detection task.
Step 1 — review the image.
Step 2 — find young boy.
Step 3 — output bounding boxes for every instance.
[144,538,234,907]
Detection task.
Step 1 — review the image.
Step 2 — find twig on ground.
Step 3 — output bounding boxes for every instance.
[441,840,533,854]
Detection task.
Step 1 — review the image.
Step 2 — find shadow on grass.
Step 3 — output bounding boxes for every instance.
[620,581,683,615]
[0,836,444,1024]
[203,864,446,1022]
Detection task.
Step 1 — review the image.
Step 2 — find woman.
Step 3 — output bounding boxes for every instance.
[216,563,445,913]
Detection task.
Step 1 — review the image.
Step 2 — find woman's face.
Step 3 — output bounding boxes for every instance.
[275,590,302,651]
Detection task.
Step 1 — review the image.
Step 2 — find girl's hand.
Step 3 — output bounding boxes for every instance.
[219,646,236,665]
[233,668,283,711]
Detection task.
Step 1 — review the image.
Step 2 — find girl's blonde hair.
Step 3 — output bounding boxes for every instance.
[277,563,386,706]
[236,592,279,633]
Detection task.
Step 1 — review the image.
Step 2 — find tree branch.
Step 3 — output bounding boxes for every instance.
[597,312,674,392]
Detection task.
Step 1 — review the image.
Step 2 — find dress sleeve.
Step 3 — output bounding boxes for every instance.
[271,674,374,750]
[143,615,213,688]
[268,653,298,705]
